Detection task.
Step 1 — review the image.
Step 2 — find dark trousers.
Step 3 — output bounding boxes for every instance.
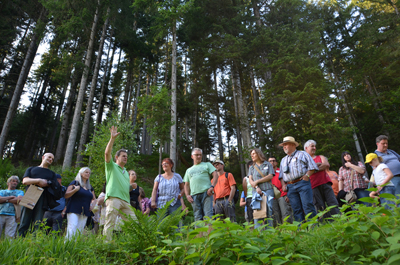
[313,183,340,221]
[18,195,45,237]
[43,211,63,233]
[245,197,254,222]
[214,198,236,222]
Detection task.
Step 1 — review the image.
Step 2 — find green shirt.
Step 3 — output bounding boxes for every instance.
[183,162,216,195]
[105,160,130,203]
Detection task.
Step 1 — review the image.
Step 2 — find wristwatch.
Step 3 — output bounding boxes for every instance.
[210,185,214,189]
[5,199,8,203]
[255,186,259,189]
[47,180,52,186]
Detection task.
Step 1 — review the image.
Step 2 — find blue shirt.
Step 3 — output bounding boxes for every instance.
[279,150,319,182]
[375,149,400,176]
[241,191,247,212]
[66,181,94,216]
[0,189,24,216]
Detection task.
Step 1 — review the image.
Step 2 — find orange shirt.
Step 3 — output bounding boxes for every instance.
[212,172,236,200]
[326,170,339,196]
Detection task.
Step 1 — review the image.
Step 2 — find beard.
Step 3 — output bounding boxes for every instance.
[284,149,289,154]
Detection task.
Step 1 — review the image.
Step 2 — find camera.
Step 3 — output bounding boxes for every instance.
[283,165,290,174]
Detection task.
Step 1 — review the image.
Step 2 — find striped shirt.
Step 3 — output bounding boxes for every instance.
[155,173,183,208]
[279,150,319,182]
[249,161,274,193]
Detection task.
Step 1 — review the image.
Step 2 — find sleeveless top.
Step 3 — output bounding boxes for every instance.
[310,156,331,189]
[245,177,253,198]
[66,180,94,216]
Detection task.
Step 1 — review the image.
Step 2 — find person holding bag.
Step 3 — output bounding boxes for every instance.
[248,148,275,229]
[151,158,185,217]
[64,167,96,240]
[338,152,369,205]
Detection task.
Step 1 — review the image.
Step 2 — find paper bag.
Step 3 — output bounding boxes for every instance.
[253,194,267,219]
[19,185,44,210]
[14,204,22,223]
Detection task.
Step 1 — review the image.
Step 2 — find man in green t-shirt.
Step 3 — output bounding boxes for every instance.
[104,126,137,241]
[184,148,219,221]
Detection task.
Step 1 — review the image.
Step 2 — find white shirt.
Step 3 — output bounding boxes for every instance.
[373,163,394,186]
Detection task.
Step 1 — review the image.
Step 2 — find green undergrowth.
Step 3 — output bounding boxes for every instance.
[2,197,400,264]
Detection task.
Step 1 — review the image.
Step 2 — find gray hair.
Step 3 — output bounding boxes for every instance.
[191,148,203,155]
[304,140,316,150]
[376,135,388,143]
[75,167,92,190]
[7,176,19,184]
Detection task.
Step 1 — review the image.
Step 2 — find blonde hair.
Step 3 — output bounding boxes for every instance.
[75,167,92,190]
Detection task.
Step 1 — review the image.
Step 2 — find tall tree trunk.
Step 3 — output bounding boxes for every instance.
[170,21,177,166]
[232,72,246,177]
[121,56,133,120]
[141,74,150,154]
[132,66,141,129]
[0,8,47,155]
[250,69,265,148]
[63,0,100,170]
[77,8,110,164]
[233,62,251,150]
[213,69,224,159]
[54,70,80,163]
[96,32,115,125]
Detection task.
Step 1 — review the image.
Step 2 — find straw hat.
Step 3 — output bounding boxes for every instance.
[279,136,299,147]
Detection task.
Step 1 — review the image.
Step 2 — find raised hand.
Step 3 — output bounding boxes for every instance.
[110,126,121,140]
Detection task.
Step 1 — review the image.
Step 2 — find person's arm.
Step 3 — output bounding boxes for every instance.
[0,196,16,203]
[239,196,246,207]
[228,185,235,203]
[150,180,159,208]
[377,167,394,191]
[242,178,247,198]
[105,126,120,163]
[208,170,219,196]
[22,177,48,188]
[255,173,274,184]
[302,170,315,181]
[318,156,330,171]
[280,178,287,192]
[178,182,185,200]
[345,162,365,174]
[64,184,81,199]
[185,182,193,203]
[9,196,22,204]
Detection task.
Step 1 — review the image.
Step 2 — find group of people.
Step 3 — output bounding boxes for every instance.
[1,132,400,239]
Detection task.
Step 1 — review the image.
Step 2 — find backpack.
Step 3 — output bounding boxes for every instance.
[225,172,240,204]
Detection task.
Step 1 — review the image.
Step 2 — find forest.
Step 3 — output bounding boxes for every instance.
[1,0,400,179]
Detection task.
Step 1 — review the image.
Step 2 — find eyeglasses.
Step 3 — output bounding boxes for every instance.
[162,163,170,166]
[269,160,276,162]
[193,154,202,156]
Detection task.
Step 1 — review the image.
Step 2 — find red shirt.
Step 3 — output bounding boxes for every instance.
[310,155,331,189]
[271,168,287,197]
[212,172,236,201]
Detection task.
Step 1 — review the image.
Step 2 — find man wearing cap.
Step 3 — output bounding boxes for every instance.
[304,140,339,221]
[184,148,219,222]
[279,136,319,222]
[43,174,66,234]
[211,160,236,222]
[104,126,137,242]
[375,135,400,195]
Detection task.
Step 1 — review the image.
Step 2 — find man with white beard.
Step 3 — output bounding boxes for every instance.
[278,136,319,223]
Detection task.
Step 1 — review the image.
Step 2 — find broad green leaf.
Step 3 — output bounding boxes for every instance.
[189,237,206,244]
[388,253,400,264]
[372,215,390,227]
[371,249,386,258]
[371,231,380,240]
[389,243,400,252]
[184,252,200,260]
[259,253,271,263]
[379,193,396,199]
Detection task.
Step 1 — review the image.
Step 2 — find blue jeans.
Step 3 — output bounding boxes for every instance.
[354,188,372,206]
[287,180,316,222]
[390,176,400,197]
[192,191,213,222]
[254,189,274,229]
[380,186,397,210]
